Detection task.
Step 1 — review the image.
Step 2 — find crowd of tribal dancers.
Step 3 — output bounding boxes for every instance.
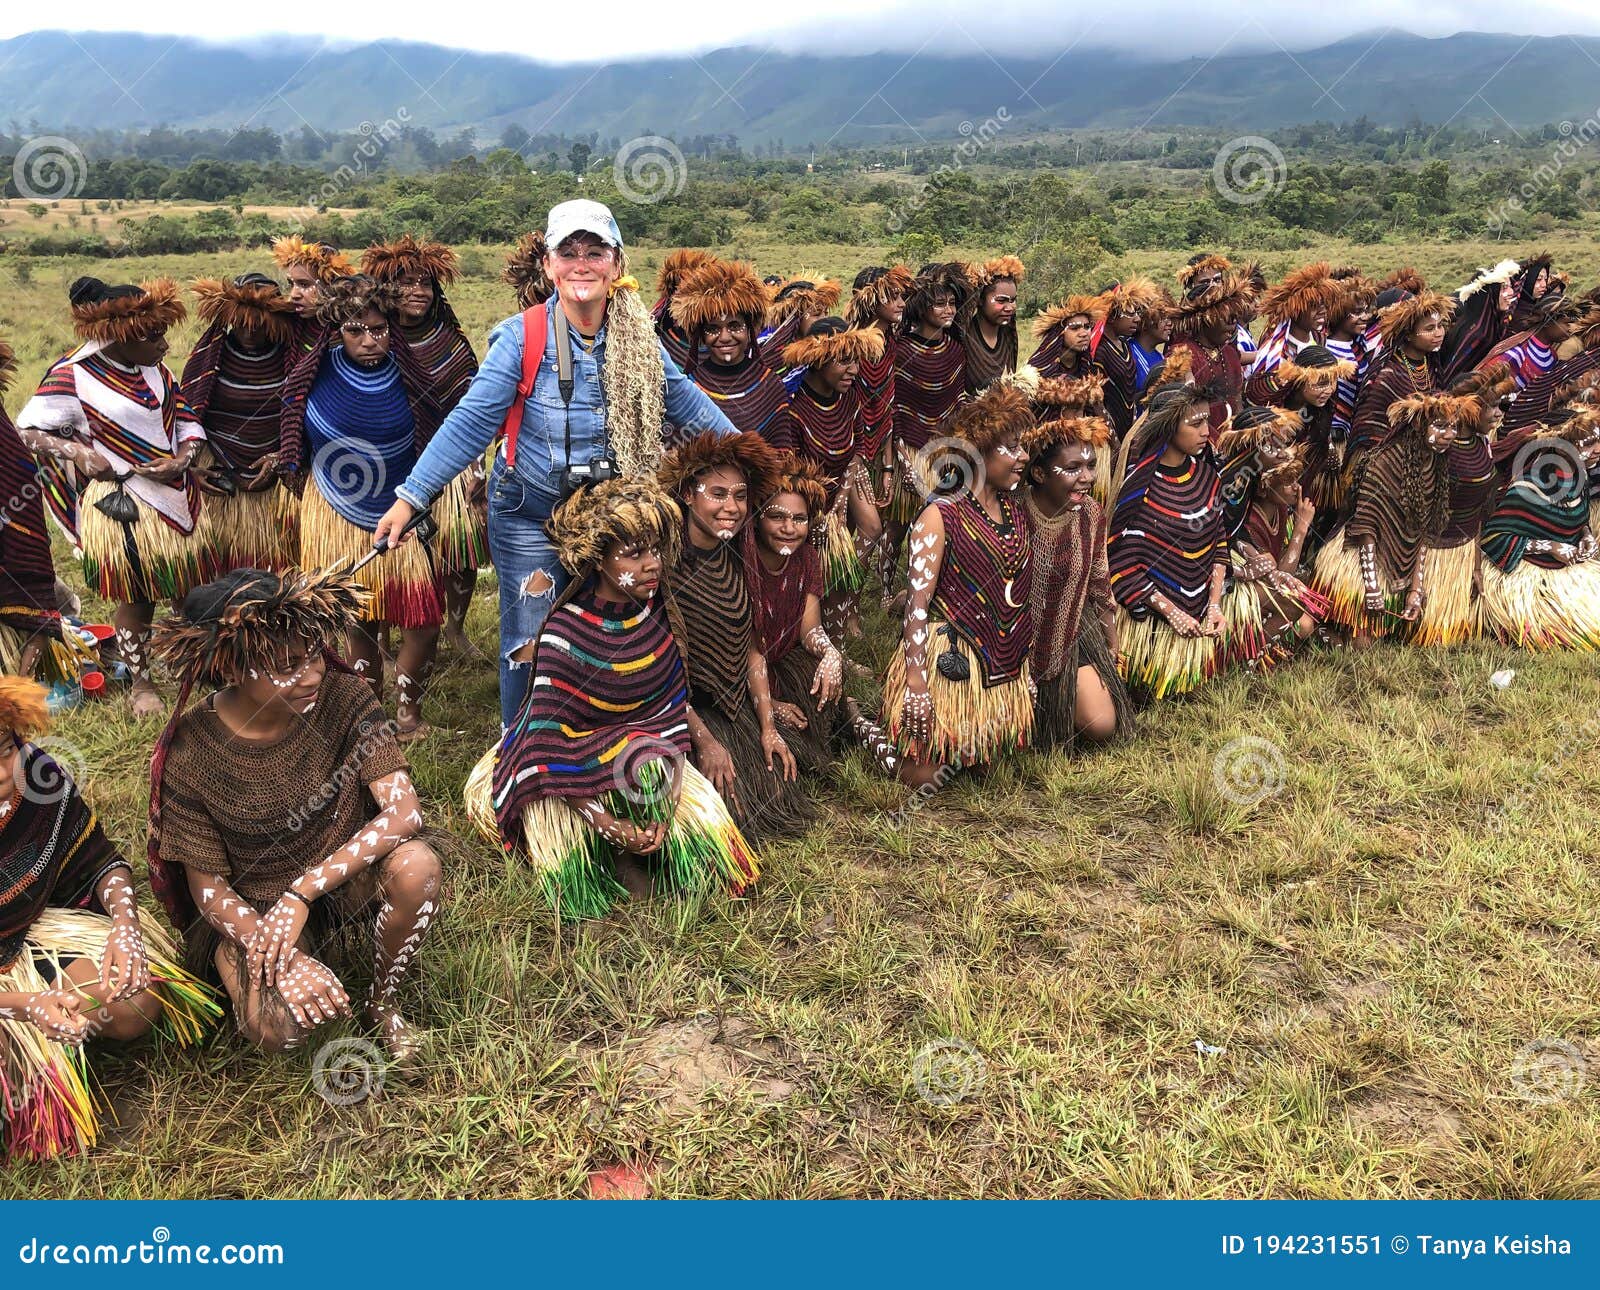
[4,193,1599,1162]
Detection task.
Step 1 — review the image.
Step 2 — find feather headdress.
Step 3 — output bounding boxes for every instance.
[0,676,51,741]
[503,232,553,307]
[1376,289,1457,349]
[271,235,354,285]
[669,259,771,332]
[190,276,296,347]
[69,277,186,344]
[657,430,785,506]
[781,324,885,370]
[360,235,459,287]
[1259,261,1344,328]
[545,477,682,576]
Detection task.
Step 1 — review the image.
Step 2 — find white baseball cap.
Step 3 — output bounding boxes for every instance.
[544,199,623,250]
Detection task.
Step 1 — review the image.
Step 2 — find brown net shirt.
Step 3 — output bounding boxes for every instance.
[157,670,408,903]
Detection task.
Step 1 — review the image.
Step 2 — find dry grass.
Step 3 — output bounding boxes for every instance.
[4,247,1600,1198]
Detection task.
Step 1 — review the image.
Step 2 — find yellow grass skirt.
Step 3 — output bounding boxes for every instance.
[881,622,1034,764]
[1311,537,1404,639]
[464,746,760,920]
[434,465,488,575]
[1405,541,1484,647]
[77,480,212,605]
[1,907,220,1163]
[298,483,443,628]
[1481,559,1600,650]
[1114,604,1221,700]
[203,485,297,574]
[822,508,867,593]
[1091,440,1114,507]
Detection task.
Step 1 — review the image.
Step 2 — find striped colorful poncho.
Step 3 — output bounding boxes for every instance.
[1347,357,1434,464]
[1477,330,1557,391]
[1483,478,1589,572]
[1108,451,1230,619]
[929,490,1034,686]
[1325,335,1364,437]
[0,410,62,661]
[482,585,757,917]
[18,346,205,543]
[855,329,898,462]
[893,331,966,452]
[1131,341,1164,395]
[1028,334,1094,384]
[1500,349,1600,437]
[401,314,479,412]
[687,356,791,445]
[1479,475,1600,649]
[303,350,418,529]
[180,335,291,477]
[962,325,1018,395]
[1092,334,1139,437]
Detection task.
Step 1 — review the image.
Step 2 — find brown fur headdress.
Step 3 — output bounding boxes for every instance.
[1100,275,1166,319]
[361,235,459,287]
[1022,413,1113,460]
[669,259,771,332]
[1376,289,1457,350]
[1327,274,1378,330]
[1149,347,1193,391]
[271,235,354,285]
[1033,372,1107,415]
[503,232,553,307]
[951,380,1033,450]
[1276,351,1357,394]
[1215,404,1300,459]
[190,276,296,347]
[761,452,831,517]
[0,676,50,742]
[655,249,719,304]
[1260,262,1344,328]
[1172,271,1256,337]
[70,276,187,344]
[1551,405,1600,446]
[1378,266,1427,296]
[1178,253,1232,293]
[151,567,369,685]
[1034,294,1110,340]
[658,430,785,504]
[0,336,15,393]
[972,255,1026,291]
[782,323,885,371]
[847,264,915,327]
[546,477,682,576]
[1387,389,1481,436]
[1448,366,1518,407]
[767,277,844,327]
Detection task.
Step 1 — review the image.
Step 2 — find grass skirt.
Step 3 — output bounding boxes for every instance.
[885,441,930,527]
[78,480,212,605]
[298,482,443,629]
[1091,441,1114,507]
[694,699,813,840]
[0,622,93,686]
[1311,538,1404,639]
[204,485,297,574]
[1113,602,1244,701]
[881,621,1034,764]
[1,907,220,1163]
[1033,613,1133,750]
[1404,541,1483,647]
[1481,559,1600,649]
[822,509,868,594]
[769,647,837,774]
[465,748,760,921]
[434,465,488,575]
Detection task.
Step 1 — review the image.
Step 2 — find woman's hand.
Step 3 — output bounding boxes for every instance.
[694,734,739,810]
[1294,495,1317,531]
[136,454,192,485]
[810,649,843,709]
[762,726,797,781]
[373,499,418,549]
[99,912,152,1003]
[1402,586,1426,620]
[274,955,351,1032]
[772,700,809,731]
[620,820,668,855]
[902,676,933,746]
[1163,605,1203,638]
[249,894,309,990]
[25,989,90,1043]
[241,454,281,491]
[1201,603,1227,638]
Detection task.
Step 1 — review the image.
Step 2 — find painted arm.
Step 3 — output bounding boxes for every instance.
[747,643,797,781]
[900,503,946,747]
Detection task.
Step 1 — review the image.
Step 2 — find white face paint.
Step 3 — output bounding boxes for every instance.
[617,571,636,587]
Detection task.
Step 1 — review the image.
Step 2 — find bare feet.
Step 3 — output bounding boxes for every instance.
[129,681,165,719]
[365,1001,421,1069]
[395,719,432,744]
[612,854,656,902]
[443,623,486,661]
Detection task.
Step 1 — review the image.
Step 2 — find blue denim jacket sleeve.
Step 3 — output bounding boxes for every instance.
[395,314,523,509]
[660,342,737,436]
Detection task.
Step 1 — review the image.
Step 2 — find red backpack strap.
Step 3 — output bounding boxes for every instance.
[501,302,548,471]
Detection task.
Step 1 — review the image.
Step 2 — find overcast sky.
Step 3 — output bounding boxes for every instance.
[4,0,1600,60]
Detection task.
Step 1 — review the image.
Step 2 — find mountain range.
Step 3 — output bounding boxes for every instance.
[2,28,1596,143]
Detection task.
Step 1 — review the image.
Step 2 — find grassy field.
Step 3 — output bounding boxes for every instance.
[4,244,1600,1198]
